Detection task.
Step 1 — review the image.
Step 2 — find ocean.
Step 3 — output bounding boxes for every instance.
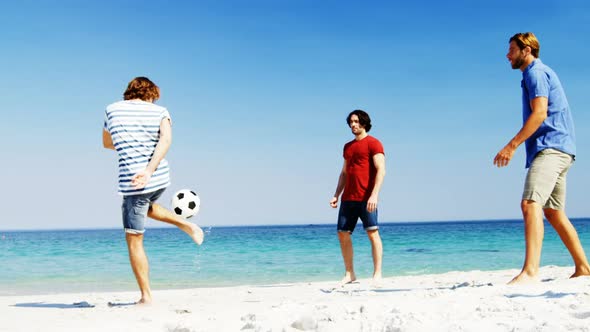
[1,219,589,296]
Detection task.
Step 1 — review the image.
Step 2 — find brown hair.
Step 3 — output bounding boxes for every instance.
[509,32,540,58]
[123,77,160,101]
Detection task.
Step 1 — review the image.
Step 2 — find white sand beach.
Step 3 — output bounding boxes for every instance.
[1,266,589,332]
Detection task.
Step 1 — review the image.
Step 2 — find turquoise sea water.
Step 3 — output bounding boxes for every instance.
[1,219,589,296]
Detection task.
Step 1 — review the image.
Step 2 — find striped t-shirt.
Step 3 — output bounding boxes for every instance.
[104,100,171,196]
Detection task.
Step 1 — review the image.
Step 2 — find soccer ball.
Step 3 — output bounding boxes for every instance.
[171,189,200,219]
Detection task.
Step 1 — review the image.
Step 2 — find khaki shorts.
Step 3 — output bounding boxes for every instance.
[523,148,574,210]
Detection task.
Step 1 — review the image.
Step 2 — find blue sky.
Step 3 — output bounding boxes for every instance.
[2,0,590,230]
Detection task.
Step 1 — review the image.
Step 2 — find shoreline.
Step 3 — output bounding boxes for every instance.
[1,263,578,298]
[2,266,589,331]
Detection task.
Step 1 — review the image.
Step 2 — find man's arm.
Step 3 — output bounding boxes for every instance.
[330,160,347,208]
[493,96,548,167]
[367,153,385,213]
[102,129,115,150]
[130,118,172,189]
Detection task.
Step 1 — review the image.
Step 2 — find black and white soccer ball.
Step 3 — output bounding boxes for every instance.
[171,189,200,219]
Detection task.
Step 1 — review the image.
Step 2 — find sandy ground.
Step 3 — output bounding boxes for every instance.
[1,265,589,332]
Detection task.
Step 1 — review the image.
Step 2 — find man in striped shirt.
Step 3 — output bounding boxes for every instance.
[103,77,204,305]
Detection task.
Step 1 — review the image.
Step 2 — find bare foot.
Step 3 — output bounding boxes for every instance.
[507,271,539,285]
[339,273,357,286]
[371,273,383,288]
[189,224,204,245]
[136,296,152,306]
[570,265,590,278]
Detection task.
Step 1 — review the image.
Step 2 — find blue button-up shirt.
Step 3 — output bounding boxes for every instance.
[521,59,576,168]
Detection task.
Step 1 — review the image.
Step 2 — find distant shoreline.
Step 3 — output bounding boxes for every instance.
[3,217,590,232]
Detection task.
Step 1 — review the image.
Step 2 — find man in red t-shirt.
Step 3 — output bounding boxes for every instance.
[330,110,386,285]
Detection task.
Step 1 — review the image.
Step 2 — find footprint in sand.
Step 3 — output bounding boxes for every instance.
[571,311,590,319]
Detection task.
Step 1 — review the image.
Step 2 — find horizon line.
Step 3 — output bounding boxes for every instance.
[2,217,590,232]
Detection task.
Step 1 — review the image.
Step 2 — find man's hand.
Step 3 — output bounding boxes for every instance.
[131,169,153,189]
[330,197,338,208]
[493,144,516,168]
[367,195,378,213]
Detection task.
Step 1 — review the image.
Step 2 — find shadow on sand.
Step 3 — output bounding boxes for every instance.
[13,301,95,309]
[505,291,577,299]
[107,301,136,307]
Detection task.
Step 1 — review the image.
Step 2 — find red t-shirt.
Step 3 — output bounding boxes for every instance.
[342,135,385,202]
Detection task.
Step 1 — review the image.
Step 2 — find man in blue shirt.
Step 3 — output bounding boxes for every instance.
[494,32,590,284]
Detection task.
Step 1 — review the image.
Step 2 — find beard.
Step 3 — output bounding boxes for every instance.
[511,53,526,69]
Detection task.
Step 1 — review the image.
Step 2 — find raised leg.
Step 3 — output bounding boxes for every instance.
[148,203,204,245]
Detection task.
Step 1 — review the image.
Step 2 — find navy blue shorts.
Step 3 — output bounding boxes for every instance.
[337,201,379,233]
[121,188,165,234]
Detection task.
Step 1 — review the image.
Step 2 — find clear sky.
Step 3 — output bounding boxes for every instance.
[1,0,590,230]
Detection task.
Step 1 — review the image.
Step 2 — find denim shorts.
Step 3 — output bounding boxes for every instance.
[523,148,574,210]
[337,201,379,233]
[121,188,165,234]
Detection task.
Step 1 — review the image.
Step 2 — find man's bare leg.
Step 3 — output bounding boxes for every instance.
[544,208,590,278]
[338,231,356,285]
[509,200,544,285]
[148,203,204,245]
[367,229,383,282]
[126,233,152,304]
